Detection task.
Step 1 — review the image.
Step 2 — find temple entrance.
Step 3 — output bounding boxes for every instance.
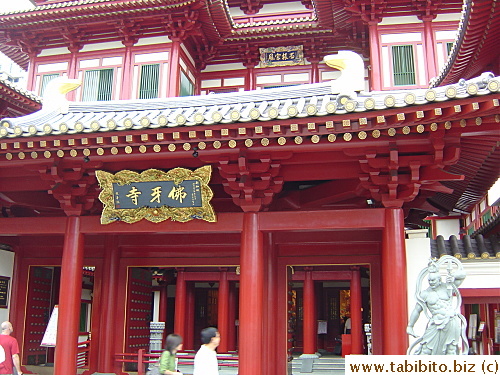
[23,266,94,366]
[285,265,373,357]
[126,266,240,353]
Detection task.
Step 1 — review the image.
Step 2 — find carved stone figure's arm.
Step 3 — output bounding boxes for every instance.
[452,269,466,287]
[407,303,423,337]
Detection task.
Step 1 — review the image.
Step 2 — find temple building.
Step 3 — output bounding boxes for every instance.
[0,0,498,374]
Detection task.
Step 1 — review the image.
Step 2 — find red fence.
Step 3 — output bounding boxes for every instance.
[115,349,238,375]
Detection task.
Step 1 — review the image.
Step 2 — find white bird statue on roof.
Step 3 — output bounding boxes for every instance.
[324,50,366,101]
[42,75,81,113]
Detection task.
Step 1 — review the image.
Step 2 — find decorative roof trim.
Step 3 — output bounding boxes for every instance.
[0,0,196,27]
[0,73,498,140]
[0,78,41,104]
[431,234,500,260]
[430,0,499,87]
[0,0,188,16]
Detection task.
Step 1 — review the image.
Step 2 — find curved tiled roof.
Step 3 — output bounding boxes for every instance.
[1,73,498,139]
[431,234,500,260]
[0,78,40,103]
[431,0,500,87]
[0,78,42,116]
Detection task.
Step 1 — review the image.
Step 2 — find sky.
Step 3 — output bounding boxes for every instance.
[0,0,36,12]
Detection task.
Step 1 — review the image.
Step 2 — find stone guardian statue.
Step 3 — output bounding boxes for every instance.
[407,255,469,355]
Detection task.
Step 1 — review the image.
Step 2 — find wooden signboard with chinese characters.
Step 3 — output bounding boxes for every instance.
[96,165,216,224]
[259,45,304,67]
[0,276,9,308]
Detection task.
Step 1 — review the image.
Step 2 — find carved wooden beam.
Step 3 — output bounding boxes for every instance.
[357,142,464,208]
[117,20,141,46]
[164,9,201,41]
[61,26,85,52]
[239,0,263,15]
[217,150,288,212]
[39,159,103,216]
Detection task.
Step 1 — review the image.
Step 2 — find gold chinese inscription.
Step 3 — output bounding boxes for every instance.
[96,166,216,224]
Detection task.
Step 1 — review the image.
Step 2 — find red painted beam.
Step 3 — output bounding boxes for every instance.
[0,210,386,235]
[292,270,353,281]
[260,209,386,231]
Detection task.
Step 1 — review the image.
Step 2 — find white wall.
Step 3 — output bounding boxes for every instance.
[405,237,431,349]
[459,262,500,289]
[435,219,460,238]
[405,237,500,352]
[0,249,15,323]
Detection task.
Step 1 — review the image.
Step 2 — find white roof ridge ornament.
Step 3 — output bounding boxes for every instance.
[42,76,82,114]
[324,50,365,102]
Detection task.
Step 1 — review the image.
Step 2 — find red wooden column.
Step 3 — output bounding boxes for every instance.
[368,21,382,91]
[227,282,237,351]
[174,268,187,340]
[264,233,277,374]
[186,283,195,350]
[302,267,317,356]
[66,46,80,101]
[159,281,168,342]
[350,267,363,354]
[120,42,134,100]
[422,16,438,80]
[381,208,408,354]
[167,39,181,97]
[309,57,320,83]
[218,268,230,353]
[97,235,120,373]
[244,62,257,91]
[54,216,84,375]
[9,247,23,331]
[239,212,264,375]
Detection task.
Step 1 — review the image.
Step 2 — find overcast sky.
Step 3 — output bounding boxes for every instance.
[1,0,36,12]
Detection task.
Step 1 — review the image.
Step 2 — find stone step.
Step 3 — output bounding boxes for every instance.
[290,357,345,373]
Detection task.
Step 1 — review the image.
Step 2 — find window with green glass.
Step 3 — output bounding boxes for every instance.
[391,45,416,86]
[446,42,454,55]
[179,71,194,97]
[82,68,114,101]
[139,63,160,99]
[40,73,60,96]
[482,210,492,224]
[79,302,88,332]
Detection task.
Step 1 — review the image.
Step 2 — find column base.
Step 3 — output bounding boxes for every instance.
[298,354,319,373]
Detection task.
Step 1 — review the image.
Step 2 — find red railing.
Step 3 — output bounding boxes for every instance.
[115,350,238,375]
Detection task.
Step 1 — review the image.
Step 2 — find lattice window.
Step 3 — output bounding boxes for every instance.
[82,68,114,101]
[40,73,60,97]
[391,45,416,86]
[138,63,160,99]
[180,71,194,97]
